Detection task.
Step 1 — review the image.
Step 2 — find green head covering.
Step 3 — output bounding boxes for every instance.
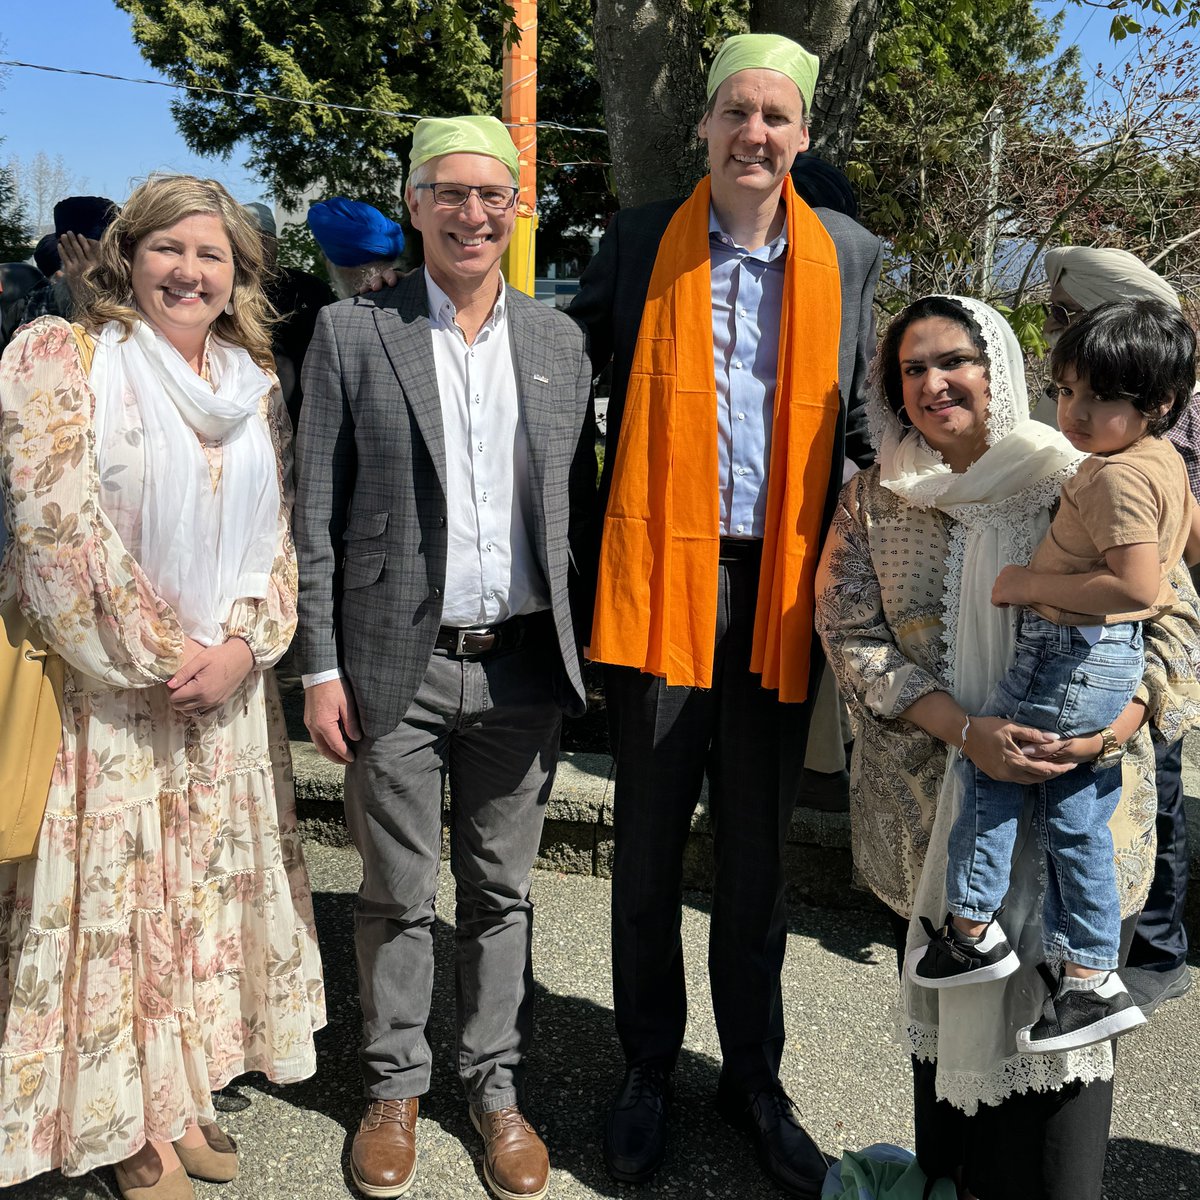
[409,115,519,183]
[707,33,819,114]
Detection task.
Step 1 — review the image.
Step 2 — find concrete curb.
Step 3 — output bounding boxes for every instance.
[292,743,867,910]
[292,734,1200,938]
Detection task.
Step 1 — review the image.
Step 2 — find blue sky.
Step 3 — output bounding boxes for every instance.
[1,0,264,217]
[0,1,1175,219]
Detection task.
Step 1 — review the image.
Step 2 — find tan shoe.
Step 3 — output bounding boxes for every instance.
[350,1098,418,1198]
[113,1157,195,1200]
[175,1121,239,1183]
[470,1106,549,1200]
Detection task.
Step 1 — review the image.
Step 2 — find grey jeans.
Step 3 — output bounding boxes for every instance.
[343,634,562,1112]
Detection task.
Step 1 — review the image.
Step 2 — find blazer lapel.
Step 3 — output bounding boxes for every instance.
[374,272,448,496]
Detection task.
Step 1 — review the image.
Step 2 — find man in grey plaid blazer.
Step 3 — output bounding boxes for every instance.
[293,116,594,1200]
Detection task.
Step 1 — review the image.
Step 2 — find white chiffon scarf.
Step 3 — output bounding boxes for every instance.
[90,319,279,645]
[869,297,1107,1114]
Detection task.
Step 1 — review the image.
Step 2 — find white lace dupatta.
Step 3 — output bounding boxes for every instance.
[90,319,279,645]
[872,297,1099,1113]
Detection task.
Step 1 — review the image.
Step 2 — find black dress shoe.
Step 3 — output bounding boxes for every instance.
[1122,962,1193,1016]
[716,1082,828,1198]
[603,1062,674,1183]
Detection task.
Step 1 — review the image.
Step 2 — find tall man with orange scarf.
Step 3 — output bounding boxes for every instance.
[569,34,882,1197]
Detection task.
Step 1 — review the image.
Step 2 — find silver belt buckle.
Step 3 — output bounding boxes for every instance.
[455,628,472,655]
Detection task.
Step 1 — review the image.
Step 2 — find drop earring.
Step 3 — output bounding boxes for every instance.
[224,299,235,316]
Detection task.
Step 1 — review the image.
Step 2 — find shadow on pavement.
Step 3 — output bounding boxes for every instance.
[1105,1137,1200,1195]
[238,890,785,1199]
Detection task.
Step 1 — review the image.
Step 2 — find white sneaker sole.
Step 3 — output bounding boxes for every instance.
[905,944,1021,988]
[1016,1004,1147,1054]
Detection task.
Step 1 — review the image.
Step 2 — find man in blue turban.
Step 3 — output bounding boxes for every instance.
[307,197,407,298]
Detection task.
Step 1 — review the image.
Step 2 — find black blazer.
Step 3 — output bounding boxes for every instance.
[567,196,883,612]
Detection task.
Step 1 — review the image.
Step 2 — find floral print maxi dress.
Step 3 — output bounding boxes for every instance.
[0,317,327,1184]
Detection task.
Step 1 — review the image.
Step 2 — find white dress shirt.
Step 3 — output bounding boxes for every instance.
[428,271,548,626]
[303,270,547,688]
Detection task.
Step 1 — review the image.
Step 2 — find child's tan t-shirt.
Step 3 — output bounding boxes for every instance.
[1027,435,1192,624]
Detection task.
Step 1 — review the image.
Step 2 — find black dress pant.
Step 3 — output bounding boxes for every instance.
[606,546,817,1089]
[1127,737,1190,972]
[885,909,1128,1199]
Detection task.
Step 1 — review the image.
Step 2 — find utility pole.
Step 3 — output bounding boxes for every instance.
[981,105,1004,294]
[502,0,538,296]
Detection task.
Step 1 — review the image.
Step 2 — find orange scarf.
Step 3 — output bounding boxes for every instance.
[589,175,841,702]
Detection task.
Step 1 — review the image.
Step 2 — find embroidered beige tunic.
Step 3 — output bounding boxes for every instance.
[0,318,326,1185]
[816,463,1200,924]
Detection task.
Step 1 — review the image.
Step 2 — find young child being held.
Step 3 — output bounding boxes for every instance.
[908,298,1197,1054]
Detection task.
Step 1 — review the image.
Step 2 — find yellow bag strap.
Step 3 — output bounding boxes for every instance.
[71,323,96,377]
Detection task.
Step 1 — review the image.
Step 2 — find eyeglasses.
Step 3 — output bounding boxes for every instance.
[414,183,520,211]
[1043,301,1083,327]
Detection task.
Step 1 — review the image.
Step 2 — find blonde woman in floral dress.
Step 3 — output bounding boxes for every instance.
[0,176,326,1199]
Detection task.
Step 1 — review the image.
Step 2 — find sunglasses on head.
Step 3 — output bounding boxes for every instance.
[1043,301,1082,327]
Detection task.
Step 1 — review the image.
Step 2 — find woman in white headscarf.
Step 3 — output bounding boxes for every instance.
[0,176,326,1198]
[815,295,1200,1198]
[1043,245,1199,1019]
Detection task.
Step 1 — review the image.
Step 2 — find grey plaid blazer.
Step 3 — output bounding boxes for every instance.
[293,270,595,739]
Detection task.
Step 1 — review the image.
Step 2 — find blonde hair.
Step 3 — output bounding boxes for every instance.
[79,175,276,370]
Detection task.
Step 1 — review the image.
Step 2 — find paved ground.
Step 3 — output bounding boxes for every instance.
[9,842,1198,1200]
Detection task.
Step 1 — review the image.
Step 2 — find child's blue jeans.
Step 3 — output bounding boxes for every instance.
[946,610,1143,970]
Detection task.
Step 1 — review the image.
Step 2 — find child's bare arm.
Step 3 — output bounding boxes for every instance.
[1186,502,1200,567]
[992,542,1160,614]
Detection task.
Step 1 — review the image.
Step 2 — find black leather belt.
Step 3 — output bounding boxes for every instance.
[434,611,548,658]
[718,537,763,563]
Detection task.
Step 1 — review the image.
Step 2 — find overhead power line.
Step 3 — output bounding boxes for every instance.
[0,59,609,136]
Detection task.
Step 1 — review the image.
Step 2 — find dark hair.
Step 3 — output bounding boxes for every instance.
[1050,299,1196,436]
[880,296,990,419]
[790,153,857,219]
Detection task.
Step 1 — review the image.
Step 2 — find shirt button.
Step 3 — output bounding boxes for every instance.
[477,441,484,451]
[739,307,747,317]
[474,395,481,405]
[737,411,745,421]
[737,467,747,476]
[433,587,442,597]
[482,492,488,502]
[734,361,743,370]
[737,524,745,533]
[486,542,493,551]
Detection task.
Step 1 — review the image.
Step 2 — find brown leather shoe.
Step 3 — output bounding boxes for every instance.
[470,1106,549,1200]
[350,1099,418,1198]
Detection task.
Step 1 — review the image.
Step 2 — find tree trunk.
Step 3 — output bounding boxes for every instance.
[593,0,708,207]
[750,0,883,166]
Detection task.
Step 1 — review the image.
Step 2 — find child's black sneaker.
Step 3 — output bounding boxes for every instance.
[905,914,1020,989]
[1017,970,1146,1053]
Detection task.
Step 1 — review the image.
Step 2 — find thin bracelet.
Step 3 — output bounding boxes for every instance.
[959,714,972,752]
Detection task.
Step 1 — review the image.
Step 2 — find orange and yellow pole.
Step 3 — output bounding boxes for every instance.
[502,0,537,296]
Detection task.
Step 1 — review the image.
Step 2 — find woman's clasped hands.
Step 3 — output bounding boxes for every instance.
[960,715,1079,784]
[167,635,255,716]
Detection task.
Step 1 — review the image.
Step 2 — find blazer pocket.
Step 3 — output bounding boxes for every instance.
[344,510,389,541]
[342,550,386,590]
